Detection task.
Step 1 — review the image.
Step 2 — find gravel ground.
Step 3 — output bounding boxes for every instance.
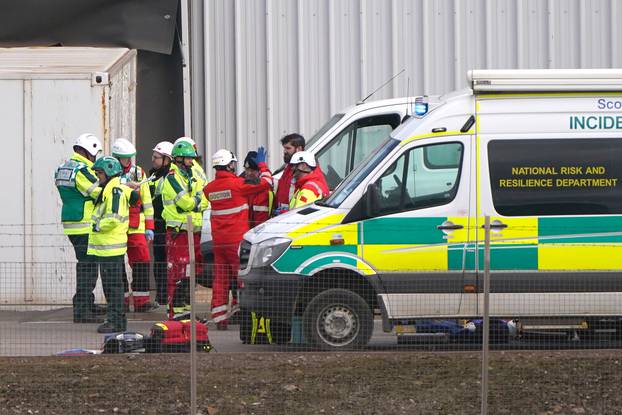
[1,350,622,414]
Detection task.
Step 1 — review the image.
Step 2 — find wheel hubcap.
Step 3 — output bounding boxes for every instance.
[317,305,359,347]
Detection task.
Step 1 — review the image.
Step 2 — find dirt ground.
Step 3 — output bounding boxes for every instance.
[1,350,621,415]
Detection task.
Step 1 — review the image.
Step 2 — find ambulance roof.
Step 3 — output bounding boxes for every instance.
[470,69,622,92]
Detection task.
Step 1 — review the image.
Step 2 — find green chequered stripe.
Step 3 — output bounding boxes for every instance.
[449,244,538,271]
[363,217,447,244]
[273,245,357,273]
[539,216,622,244]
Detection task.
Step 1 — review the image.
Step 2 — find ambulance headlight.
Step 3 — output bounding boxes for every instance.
[252,238,291,267]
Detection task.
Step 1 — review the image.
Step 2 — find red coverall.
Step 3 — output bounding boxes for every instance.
[248,169,274,228]
[204,162,272,325]
[274,164,294,214]
[120,163,154,309]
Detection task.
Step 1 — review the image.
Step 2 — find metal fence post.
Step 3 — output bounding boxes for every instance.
[481,216,491,415]
[186,215,197,415]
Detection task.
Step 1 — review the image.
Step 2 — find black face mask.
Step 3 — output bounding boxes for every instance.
[150,163,170,178]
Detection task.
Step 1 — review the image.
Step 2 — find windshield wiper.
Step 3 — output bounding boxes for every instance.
[314,200,332,207]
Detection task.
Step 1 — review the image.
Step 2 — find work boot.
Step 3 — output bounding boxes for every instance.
[74,314,104,324]
[97,321,126,334]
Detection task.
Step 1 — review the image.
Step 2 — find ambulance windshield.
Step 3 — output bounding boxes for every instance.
[320,137,399,208]
[306,113,345,148]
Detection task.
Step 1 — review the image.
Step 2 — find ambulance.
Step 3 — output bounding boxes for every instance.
[201,96,420,258]
[239,69,622,349]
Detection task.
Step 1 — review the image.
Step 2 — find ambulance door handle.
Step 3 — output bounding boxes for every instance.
[437,221,463,231]
[481,220,508,230]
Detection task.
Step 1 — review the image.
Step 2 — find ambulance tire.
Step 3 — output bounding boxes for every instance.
[303,288,373,350]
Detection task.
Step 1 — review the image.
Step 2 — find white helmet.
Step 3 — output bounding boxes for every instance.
[152,141,174,158]
[73,133,103,157]
[289,151,316,168]
[212,149,237,167]
[174,136,197,149]
[111,138,136,158]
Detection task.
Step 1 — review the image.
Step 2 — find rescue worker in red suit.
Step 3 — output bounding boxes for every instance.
[242,151,274,227]
[204,147,272,330]
[111,138,158,312]
[227,151,274,320]
[273,133,305,216]
[289,151,329,209]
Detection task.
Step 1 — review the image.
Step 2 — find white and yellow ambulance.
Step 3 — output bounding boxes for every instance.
[239,69,622,349]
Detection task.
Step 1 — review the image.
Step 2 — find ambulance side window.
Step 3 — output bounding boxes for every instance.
[317,127,352,190]
[373,142,463,216]
[317,113,401,190]
[489,138,622,215]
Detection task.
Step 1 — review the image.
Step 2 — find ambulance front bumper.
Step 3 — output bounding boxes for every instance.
[238,267,301,319]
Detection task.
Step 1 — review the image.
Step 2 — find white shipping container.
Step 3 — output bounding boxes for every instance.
[0,47,137,306]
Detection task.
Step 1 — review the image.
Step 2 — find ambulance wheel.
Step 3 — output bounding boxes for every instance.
[303,289,373,350]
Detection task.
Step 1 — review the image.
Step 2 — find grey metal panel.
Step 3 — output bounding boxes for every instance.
[204,0,237,170]
[234,0,268,159]
[202,0,620,173]
[266,0,301,140]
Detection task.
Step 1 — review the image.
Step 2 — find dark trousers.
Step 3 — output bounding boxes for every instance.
[121,263,150,293]
[97,255,127,330]
[153,231,168,304]
[68,234,98,319]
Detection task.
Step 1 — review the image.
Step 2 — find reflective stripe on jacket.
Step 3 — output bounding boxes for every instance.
[249,187,274,228]
[191,160,209,228]
[161,163,207,231]
[120,164,154,234]
[204,162,272,244]
[289,168,329,209]
[88,177,135,257]
[149,164,171,234]
[54,152,102,235]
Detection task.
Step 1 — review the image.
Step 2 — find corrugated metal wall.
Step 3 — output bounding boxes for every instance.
[203,0,622,172]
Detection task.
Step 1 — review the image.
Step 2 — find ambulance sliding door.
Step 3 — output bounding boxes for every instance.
[361,135,475,319]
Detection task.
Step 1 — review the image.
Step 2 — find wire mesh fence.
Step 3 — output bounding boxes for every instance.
[2,219,622,413]
[3,222,622,354]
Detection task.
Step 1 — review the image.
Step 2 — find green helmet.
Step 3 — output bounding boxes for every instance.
[92,156,123,177]
[172,141,197,158]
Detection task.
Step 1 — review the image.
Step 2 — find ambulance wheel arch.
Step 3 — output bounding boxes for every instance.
[294,269,380,350]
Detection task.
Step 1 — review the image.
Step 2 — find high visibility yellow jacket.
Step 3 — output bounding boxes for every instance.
[54,152,102,235]
[119,164,154,235]
[161,163,208,230]
[290,187,323,209]
[191,160,208,228]
[289,168,329,210]
[88,177,138,257]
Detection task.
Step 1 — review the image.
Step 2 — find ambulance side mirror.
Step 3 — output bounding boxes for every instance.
[366,183,378,217]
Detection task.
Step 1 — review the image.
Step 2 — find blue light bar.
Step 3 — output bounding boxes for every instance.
[414,101,428,116]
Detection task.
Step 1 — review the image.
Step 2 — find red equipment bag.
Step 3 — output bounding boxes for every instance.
[146,319,212,353]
